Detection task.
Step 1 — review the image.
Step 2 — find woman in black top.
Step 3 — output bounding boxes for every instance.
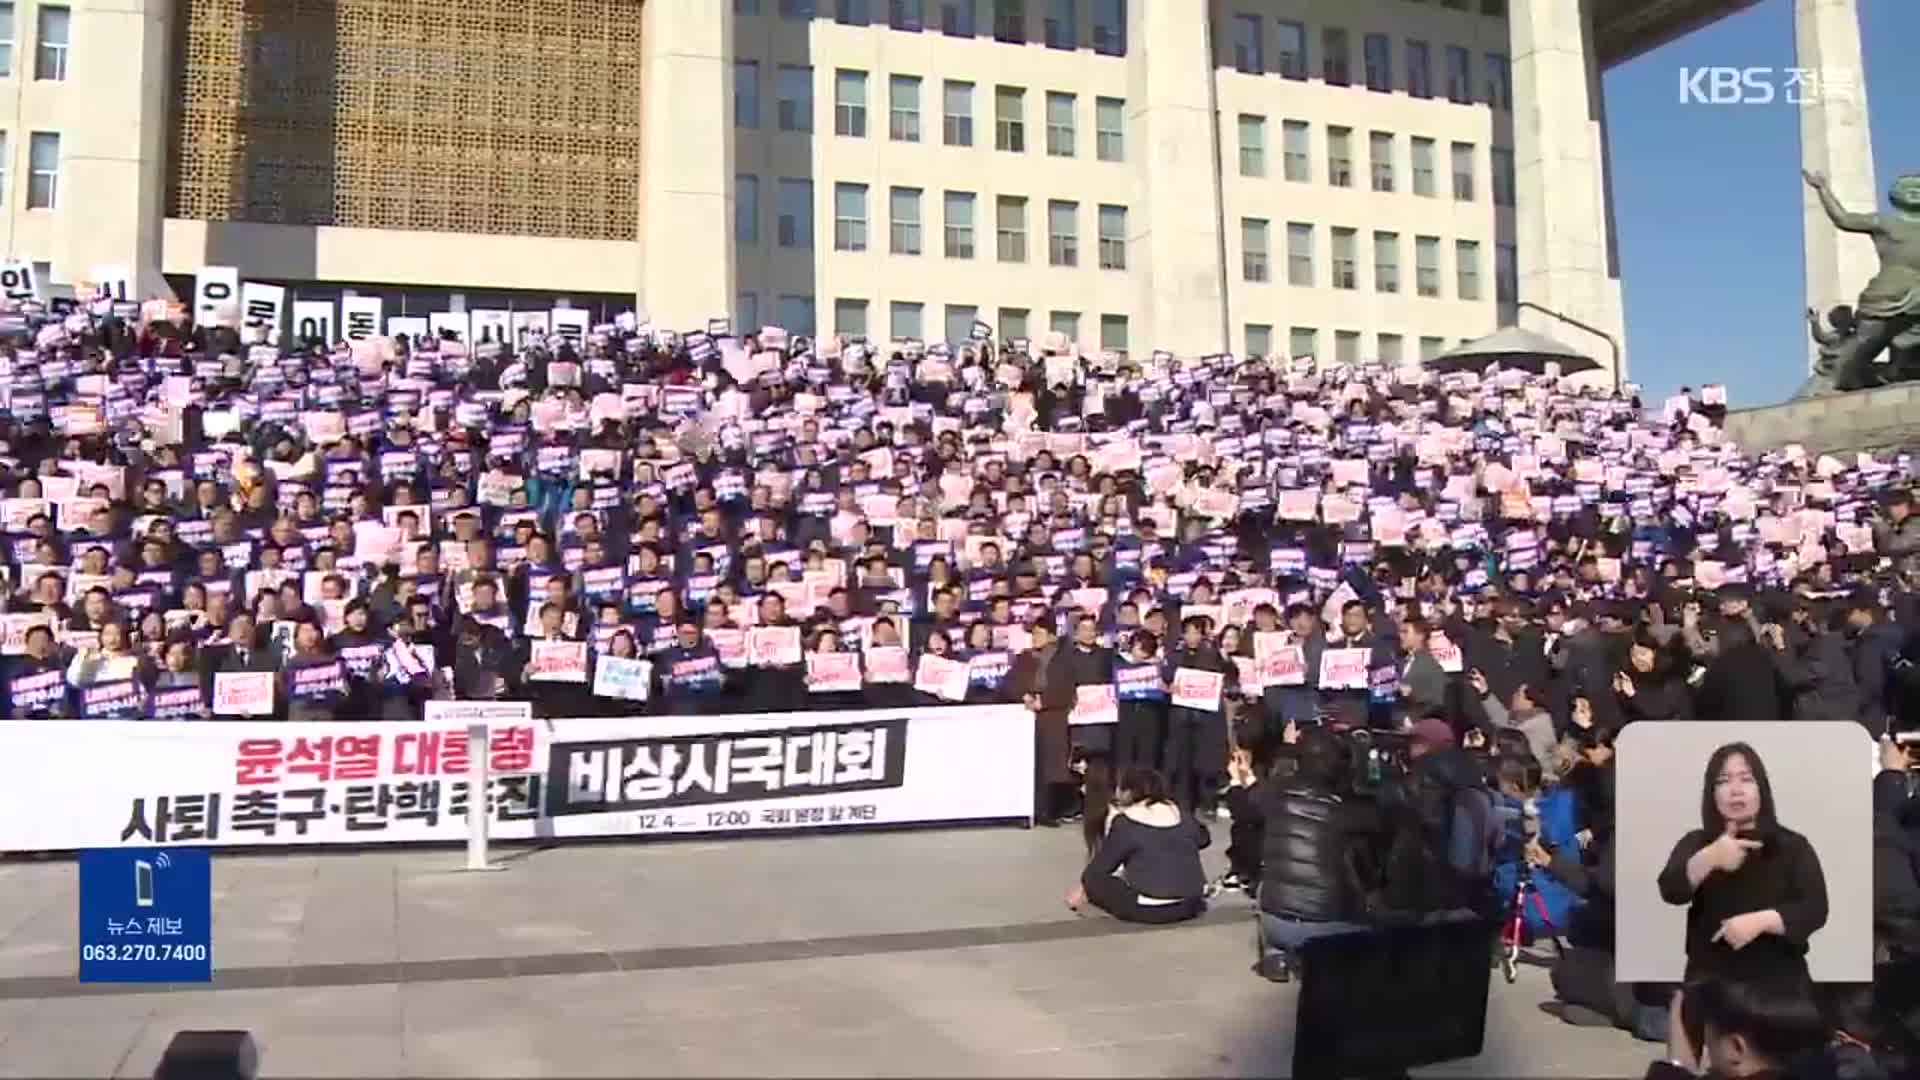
[1656,742,1829,983]
[1068,766,1210,925]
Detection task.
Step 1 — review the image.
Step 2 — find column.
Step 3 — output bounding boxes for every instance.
[638,0,735,330]
[63,0,173,295]
[1126,0,1228,358]
[1509,0,1626,380]
[1796,0,1878,372]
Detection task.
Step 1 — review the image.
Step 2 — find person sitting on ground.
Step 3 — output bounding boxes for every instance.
[1067,765,1210,925]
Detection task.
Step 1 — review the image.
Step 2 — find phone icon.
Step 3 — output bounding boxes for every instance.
[134,860,155,908]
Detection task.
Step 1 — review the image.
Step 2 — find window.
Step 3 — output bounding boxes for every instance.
[1045,91,1076,157]
[1419,336,1446,362]
[1485,53,1511,109]
[737,292,760,332]
[1097,204,1127,269]
[1095,97,1124,161]
[1100,314,1128,353]
[1276,20,1306,79]
[889,0,924,29]
[1290,326,1318,360]
[887,76,922,142]
[779,0,816,17]
[1491,147,1515,207]
[1411,138,1436,197]
[1363,33,1391,92]
[891,301,925,340]
[993,0,1024,41]
[1047,199,1078,266]
[995,86,1025,151]
[1369,131,1394,193]
[1415,236,1441,297]
[996,195,1028,261]
[836,298,870,337]
[1282,120,1310,182]
[1050,310,1080,339]
[776,178,814,247]
[1327,126,1352,188]
[1044,0,1075,49]
[1242,218,1270,282]
[777,65,814,132]
[1231,13,1262,74]
[1495,243,1517,305]
[1456,240,1482,300]
[834,183,869,251]
[1286,222,1313,286]
[1322,27,1349,86]
[1246,324,1273,358]
[943,80,974,145]
[1335,331,1360,365]
[940,0,975,35]
[946,305,980,346]
[836,0,870,25]
[34,4,66,81]
[1091,0,1125,55]
[835,69,868,137]
[1000,307,1030,340]
[890,187,923,254]
[1331,227,1357,290]
[0,3,12,76]
[26,131,58,209]
[1407,41,1431,98]
[1378,333,1403,365]
[734,61,761,128]
[736,174,760,246]
[1238,114,1266,177]
[1446,46,1471,104]
[1373,231,1399,293]
[1451,141,1476,201]
[777,295,817,336]
[944,191,977,258]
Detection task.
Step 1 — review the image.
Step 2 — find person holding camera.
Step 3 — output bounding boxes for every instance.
[1371,717,1503,923]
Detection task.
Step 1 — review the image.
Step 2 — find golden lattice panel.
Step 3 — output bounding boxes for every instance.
[168,0,644,241]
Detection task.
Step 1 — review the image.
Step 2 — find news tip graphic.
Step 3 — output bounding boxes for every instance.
[78,848,212,984]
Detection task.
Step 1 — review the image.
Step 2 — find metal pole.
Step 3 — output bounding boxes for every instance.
[1516,300,1623,393]
[462,722,499,872]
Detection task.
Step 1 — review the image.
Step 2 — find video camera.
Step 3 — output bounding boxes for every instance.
[1345,728,1412,797]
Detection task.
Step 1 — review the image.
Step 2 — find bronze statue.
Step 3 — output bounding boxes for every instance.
[1801,170,1920,393]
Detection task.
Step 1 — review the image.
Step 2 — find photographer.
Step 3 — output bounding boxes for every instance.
[1371,717,1502,923]
[1224,722,1383,982]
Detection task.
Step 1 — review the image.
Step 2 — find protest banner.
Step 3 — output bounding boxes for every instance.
[212,671,276,716]
[528,641,589,683]
[1170,668,1224,712]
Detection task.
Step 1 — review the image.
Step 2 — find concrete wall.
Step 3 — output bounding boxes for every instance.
[1722,385,1920,455]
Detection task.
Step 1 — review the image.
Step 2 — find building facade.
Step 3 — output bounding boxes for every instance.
[0,0,1883,383]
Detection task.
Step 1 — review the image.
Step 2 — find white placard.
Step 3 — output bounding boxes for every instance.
[511,310,551,347]
[194,266,240,325]
[428,312,467,343]
[290,300,336,346]
[468,309,510,346]
[386,316,429,343]
[0,259,41,302]
[0,707,1036,849]
[240,281,286,342]
[551,308,590,349]
[341,295,383,341]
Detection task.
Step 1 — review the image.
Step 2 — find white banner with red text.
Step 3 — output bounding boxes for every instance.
[0,706,1035,850]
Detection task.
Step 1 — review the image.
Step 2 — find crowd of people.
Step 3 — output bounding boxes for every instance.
[1,292,1918,1075]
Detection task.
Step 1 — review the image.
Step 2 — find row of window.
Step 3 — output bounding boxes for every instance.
[734,0,1129,56]
[1234,118,1515,205]
[729,292,1131,352]
[739,178,1128,269]
[0,3,69,81]
[1235,220,1515,304]
[1244,326,1475,366]
[1226,13,1510,109]
[738,66,1127,162]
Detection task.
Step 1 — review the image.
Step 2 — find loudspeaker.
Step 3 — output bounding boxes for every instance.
[1291,918,1495,1080]
[154,1030,258,1080]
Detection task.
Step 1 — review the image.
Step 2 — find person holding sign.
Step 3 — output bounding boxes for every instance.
[3,624,71,719]
[1051,615,1116,757]
[518,602,591,718]
[1113,630,1171,771]
[1163,615,1236,820]
[1009,620,1076,827]
[282,620,348,722]
[804,627,864,709]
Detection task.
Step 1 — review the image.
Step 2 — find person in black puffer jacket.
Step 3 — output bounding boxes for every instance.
[1227,724,1382,982]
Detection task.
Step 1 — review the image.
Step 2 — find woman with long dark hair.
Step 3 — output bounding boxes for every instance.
[1657,741,1829,983]
[1067,765,1209,925]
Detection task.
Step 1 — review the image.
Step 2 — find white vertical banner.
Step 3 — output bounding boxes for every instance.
[341,295,382,341]
[240,282,286,343]
[88,265,133,305]
[428,312,467,343]
[194,266,240,326]
[510,311,550,348]
[0,260,43,302]
[550,308,589,349]
[290,300,336,345]
[387,316,429,343]
[468,309,510,346]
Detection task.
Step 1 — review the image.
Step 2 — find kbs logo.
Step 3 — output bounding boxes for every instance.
[1678,67,1858,106]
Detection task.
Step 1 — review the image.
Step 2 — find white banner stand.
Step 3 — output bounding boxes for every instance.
[461,722,504,872]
